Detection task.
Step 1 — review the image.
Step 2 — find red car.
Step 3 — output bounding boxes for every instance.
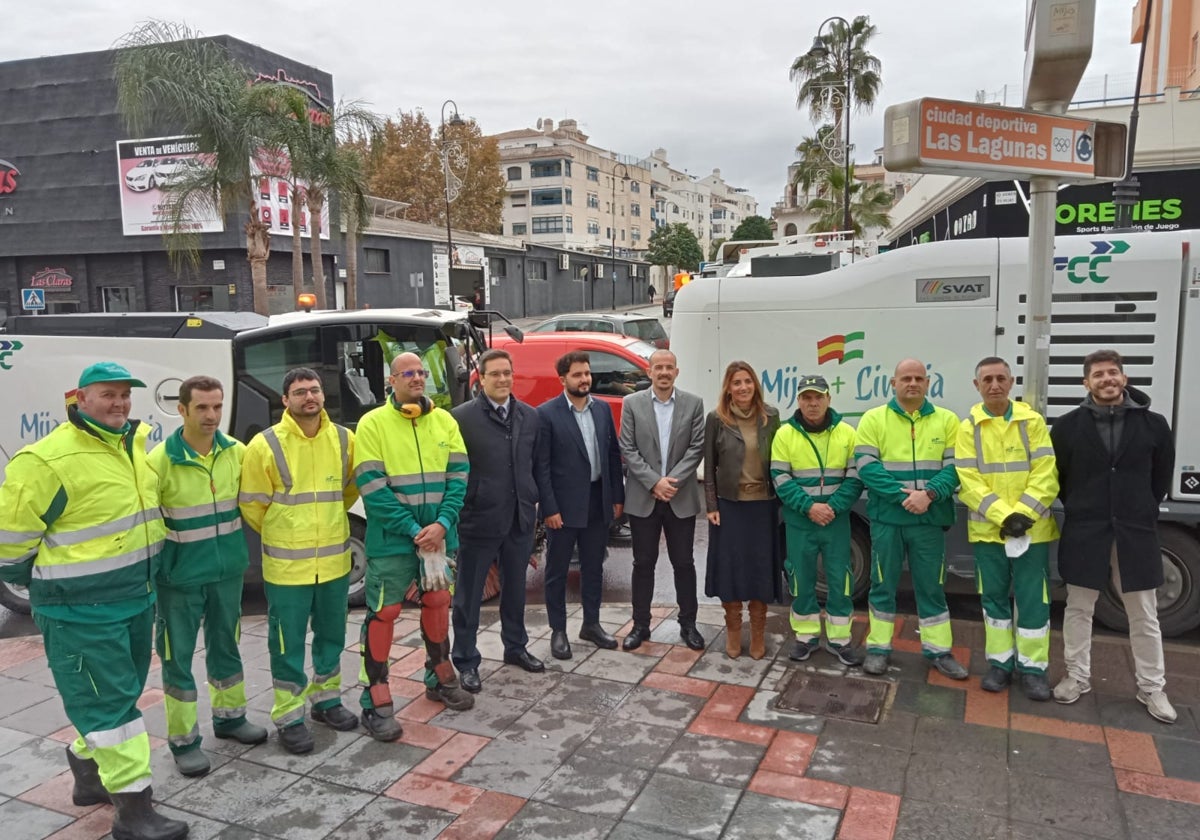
[485,332,655,431]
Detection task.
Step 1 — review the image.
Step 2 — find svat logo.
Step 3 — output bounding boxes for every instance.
[0,159,18,195]
[1054,240,1129,284]
[816,331,865,365]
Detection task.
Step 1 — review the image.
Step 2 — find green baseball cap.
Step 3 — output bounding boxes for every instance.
[78,361,147,389]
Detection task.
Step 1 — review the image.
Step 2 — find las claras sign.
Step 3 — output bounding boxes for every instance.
[0,158,18,195]
[30,267,73,288]
[883,98,1127,183]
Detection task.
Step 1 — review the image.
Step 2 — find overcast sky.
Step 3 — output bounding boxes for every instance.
[16,1,1143,212]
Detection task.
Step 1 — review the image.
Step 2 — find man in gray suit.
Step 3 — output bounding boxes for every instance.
[620,349,707,651]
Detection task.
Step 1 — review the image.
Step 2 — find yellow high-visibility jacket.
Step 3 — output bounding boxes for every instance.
[0,408,164,612]
[239,411,357,585]
[955,400,1060,544]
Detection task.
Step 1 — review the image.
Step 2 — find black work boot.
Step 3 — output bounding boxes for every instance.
[65,745,110,806]
[361,706,403,742]
[110,787,189,840]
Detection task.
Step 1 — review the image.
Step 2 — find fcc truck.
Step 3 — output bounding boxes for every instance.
[672,230,1200,636]
[0,307,487,613]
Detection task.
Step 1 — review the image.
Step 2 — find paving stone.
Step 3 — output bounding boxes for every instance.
[494,706,604,758]
[894,798,1009,840]
[210,826,278,839]
[610,685,706,729]
[428,689,534,738]
[606,822,691,840]
[1007,730,1116,786]
[163,757,303,822]
[625,772,741,840]
[0,736,71,797]
[1008,774,1124,839]
[0,797,71,839]
[819,709,916,750]
[1094,691,1200,740]
[151,805,230,839]
[912,716,1008,760]
[455,741,562,798]
[237,778,376,840]
[807,738,909,795]
[308,734,429,793]
[523,634,597,674]
[904,752,1009,817]
[0,697,72,738]
[476,665,563,704]
[880,651,939,684]
[1121,790,1200,837]
[571,648,660,683]
[1153,733,1200,782]
[721,790,840,840]
[1008,683,1103,725]
[0,725,34,758]
[739,688,824,734]
[890,680,966,720]
[648,621,723,650]
[0,676,56,717]
[146,740,236,801]
[686,646,775,688]
[573,717,682,770]
[329,797,455,840]
[1009,821,1101,840]
[236,723,360,775]
[0,657,56,688]
[658,732,765,788]
[530,673,633,717]
[532,754,649,817]
[495,799,615,840]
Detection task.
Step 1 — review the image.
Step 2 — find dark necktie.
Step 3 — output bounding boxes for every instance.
[497,404,507,422]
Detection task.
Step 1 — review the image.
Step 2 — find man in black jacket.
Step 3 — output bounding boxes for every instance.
[450,349,550,693]
[1049,349,1177,723]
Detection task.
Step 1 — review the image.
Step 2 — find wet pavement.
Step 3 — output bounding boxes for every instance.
[1,593,1199,839]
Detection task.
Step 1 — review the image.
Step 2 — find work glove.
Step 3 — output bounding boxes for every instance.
[418,546,454,592]
[1000,513,1036,538]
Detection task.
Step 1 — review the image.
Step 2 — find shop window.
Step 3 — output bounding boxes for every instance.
[489,257,508,278]
[364,248,390,274]
[102,287,136,312]
[507,166,522,180]
[175,285,231,311]
[527,260,547,281]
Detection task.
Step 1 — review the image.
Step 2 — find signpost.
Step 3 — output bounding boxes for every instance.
[21,288,45,311]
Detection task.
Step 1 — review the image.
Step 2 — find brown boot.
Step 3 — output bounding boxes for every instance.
[748,600,768,660]
[723,602,743,658]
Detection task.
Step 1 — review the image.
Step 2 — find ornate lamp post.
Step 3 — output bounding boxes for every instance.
[611,161,628,310]
[806,17,854,233]
[440,99,466,309]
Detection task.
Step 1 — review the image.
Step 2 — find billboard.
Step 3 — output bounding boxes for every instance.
[117,136,223,236]
[251,148,330,240]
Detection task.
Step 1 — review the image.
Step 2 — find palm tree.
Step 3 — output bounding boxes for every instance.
[789,15,882,129]
[114,21,296,315]
[791,124,839,200]
[804,166,893,236]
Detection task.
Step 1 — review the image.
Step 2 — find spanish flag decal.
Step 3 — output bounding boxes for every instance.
[816,331,865,365]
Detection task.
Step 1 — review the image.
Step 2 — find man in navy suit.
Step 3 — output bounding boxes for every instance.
[537,351,625,660]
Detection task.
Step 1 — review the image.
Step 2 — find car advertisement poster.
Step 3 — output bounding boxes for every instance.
[116,136,223,236]
[250,148,330,241]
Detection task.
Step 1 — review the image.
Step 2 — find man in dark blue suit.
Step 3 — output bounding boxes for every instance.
[537,351,625,659]
[451,349,551,693]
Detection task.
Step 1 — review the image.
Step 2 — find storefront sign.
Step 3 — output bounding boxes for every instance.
[0,158,18,195]
[30,267,72,288]
[251,148,330,241]
[116,136,224,236]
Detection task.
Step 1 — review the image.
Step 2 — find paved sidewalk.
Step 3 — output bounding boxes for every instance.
[1,603,1198,839]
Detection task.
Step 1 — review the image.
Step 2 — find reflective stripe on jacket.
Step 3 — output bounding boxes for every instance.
[853,398,960,527]
[239,411,357,585]
[149,428,249,587]
[955,401,1059,544]
[0,408,165,608]
[353,398,468,558]
[770,411,863,529]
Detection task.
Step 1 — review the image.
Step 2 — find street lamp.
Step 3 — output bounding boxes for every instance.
[441,99,466,309]
[611,161,628,310]
[806,17,854,234]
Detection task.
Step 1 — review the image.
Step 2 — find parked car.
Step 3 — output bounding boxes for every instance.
[124,158,159,192]
[484,332,654,431]
[662,288,677,318]
[153,156,207,187]
[527,312,669,349]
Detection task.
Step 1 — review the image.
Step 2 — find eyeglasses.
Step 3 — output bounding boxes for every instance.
[392,369,431,379]
[288,387,323,397]
[483,370,514,379]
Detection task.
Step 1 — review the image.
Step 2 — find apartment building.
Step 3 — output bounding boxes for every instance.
[643,148,712,258]
[493,118,651,256]
[698,168,759,244]
[1132,0,1200,96]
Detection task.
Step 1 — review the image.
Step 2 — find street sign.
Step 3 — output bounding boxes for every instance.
[883,97,1126,182]
[21,288,45,311]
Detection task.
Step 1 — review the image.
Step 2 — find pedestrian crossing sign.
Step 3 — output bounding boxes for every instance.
[21,288,45,310]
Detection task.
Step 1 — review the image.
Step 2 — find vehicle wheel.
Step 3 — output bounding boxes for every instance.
[1093,525,1200,638]
[0,580,31,615]
[347,518,367,607]
[814,516,872,603]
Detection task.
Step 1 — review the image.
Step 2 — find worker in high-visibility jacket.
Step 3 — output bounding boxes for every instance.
[147,376,269,778]
[0,362,187,840]
[771,375,864,667]
[239,367,358,755]
[353,352,473,742]
[955,357,1059,701]
[853,358,967,680]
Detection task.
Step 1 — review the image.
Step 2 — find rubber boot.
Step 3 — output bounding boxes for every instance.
[65,746,110,806]
[748,600,768,660]
[723,601,743,659]
[110,787,189,840]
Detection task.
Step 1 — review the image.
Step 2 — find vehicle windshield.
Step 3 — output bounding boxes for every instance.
[624,319,668,342]
[624,340,658,362]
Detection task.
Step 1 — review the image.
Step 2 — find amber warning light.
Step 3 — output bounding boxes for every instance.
[297,293,317,312]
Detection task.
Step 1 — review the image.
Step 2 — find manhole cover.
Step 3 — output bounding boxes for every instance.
[773,670,890,724]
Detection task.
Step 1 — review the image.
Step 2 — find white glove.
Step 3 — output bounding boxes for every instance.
[1005,534,1031,558]
[418,547,453,592]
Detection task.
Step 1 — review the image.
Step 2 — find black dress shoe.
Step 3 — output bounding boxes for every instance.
[579,623,618,649]
[550,629,573,660]
[623,624,652,651]
[679,623,706,651]
[503,649,546,673]
[460,668,482,693]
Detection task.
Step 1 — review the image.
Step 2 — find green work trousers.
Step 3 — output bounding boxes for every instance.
[264,574,350,729]
[784,516,855,648]
[974,541,1051,674]
[866,522,952,659]
[156,575,250,755]
[35,604,154,794]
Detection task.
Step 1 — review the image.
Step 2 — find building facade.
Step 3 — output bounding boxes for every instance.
[644,148,712,258]
[1133,0,1200,97]
[698,168,759,247]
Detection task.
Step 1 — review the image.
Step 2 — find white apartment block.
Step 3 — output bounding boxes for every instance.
[699,168,759,245]
[492,118,651,256]
[643,148,712,259]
